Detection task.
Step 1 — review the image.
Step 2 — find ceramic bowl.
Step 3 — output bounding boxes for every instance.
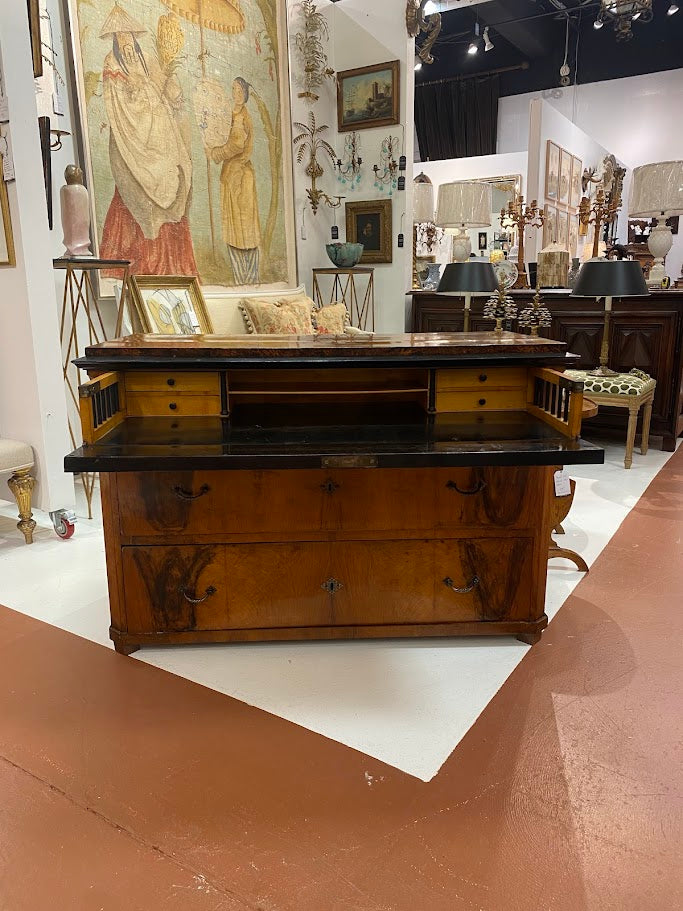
[325,242,364,268]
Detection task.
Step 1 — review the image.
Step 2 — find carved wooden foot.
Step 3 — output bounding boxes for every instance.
[7,468,36,545]
[113,641,140,656]
[549,546,589,573]
[517,630,543,645]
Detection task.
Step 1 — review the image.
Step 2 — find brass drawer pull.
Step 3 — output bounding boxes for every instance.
[479,373,488,382]
[169,402,178,410]
[446,479,486,496]
[478,398,486,406]
[167,378,176,387]
[443,576,479,594]
[321,578,344,594]
[320,479,340,494]
[173,483,210,500]
[180,585,216,604]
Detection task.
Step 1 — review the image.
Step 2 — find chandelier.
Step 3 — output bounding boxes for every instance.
[598,1,653,39]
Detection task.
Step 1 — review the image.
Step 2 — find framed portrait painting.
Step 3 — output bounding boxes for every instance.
[570,155,582,209]
[130,276,212,334]
[545,141,560,202]
[559,149,572,207]
[337,60,400,132]
[66,0,296,295]
[345,199,393,264]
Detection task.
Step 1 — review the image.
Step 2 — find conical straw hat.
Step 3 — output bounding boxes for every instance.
[99,3,147,38]
[162,0,245,35]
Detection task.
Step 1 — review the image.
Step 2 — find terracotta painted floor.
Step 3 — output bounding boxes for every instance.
[1,447,682,910]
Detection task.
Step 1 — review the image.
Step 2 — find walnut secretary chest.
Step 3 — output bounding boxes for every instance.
[65,333,603,654]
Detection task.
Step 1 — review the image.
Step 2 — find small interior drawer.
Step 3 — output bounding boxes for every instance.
[436,367,527,391]
[435,388,527,412]
[125,371,220,394]
[125,394,222,417]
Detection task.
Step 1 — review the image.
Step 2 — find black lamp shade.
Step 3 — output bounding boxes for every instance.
[437,261,498,293]
[572,259,649,297]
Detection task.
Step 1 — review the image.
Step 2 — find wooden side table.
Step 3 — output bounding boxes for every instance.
[312,267,375,331]
[53,257,133,516]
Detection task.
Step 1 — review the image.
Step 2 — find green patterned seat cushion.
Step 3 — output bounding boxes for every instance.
[565,368,656,396]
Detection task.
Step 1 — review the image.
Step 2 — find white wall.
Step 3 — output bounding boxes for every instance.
[417,151,528,265]
[499,69,683,279]
[526,98,627,264]
[0,2,74,512]
[289,0,414,332]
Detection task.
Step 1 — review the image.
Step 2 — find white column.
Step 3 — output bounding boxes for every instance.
[0,4,74,512]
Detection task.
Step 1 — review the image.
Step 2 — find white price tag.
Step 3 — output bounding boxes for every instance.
[554,468,571,497]
[1,128,14,181]
[0,94,8,123]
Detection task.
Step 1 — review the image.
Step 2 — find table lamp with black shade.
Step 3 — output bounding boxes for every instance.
[571,259,649,376]
[437,260,498,332]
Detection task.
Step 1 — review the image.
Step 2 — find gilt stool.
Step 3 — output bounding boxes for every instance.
[565,368,656,469]
[0,439,36,544]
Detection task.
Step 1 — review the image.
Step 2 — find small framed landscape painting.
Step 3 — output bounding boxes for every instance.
[570,155,582,209]
[130,276,212,334]
[545,141,560,202]
[337,60,400,132]
[559,149,572,207]
[345,199,393,264]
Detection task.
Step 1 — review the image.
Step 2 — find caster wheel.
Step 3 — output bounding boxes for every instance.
[55,518,76,539]
[49,508,77,540]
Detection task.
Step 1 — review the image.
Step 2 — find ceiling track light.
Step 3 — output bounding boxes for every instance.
[594,16,605,28]
[483,26,494,51]
[668,3,679,14]
[467,21,480,55]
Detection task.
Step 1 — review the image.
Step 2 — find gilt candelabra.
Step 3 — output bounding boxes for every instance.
[579,188,620,258]
[500,195,544,289]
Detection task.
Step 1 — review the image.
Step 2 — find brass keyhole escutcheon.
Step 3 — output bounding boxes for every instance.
[321,479,340,494]
[321,578,344,594]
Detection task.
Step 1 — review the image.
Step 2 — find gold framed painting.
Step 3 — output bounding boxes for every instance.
[543,204,558,247]
[130,275,212,334]
[569,214,578,257]
[337,60,400,133]
[66,0,296,296]
[559,149,572,207]
[570,155,582,209]
[0,157,16,267]
[557,209,569,250]
[345,199,393,264]
[545,141,560,202]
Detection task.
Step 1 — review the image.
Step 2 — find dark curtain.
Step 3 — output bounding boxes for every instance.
[415,75,500,161]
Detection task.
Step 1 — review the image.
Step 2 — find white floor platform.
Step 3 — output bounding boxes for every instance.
[0,437,677,782]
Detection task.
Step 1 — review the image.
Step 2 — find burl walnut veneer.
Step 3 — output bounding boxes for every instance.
[65,333,603,653]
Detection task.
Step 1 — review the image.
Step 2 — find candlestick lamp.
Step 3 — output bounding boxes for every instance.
[629,160,683,287]
[437,260,498,332]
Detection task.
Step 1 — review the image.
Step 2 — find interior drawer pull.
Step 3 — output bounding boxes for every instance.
[443,575,479,594]
[445,479,486,496]
[173,483,210,500]
[180,585,217,604]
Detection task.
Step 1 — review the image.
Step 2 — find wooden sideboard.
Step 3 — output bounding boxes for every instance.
[65,333,602,653]
[412,290,683,451]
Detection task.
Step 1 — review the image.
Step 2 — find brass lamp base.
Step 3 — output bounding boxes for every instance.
[587,365,618,377]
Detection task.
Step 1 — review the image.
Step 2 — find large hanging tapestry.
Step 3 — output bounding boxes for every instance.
[69,0,295,290]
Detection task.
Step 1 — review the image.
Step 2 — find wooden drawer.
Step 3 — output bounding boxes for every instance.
[436,367,527,391]
[116,469,437,538]
[433,466,540,529]
[436,388,526,412]
[121,537,536,633]
[125,371,220,394]
[125,393,221,417]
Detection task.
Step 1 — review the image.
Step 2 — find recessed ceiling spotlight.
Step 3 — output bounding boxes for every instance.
[668,2,679,14]
[483,26,494,51]
[593,16,604,28]
[424,1,439,14]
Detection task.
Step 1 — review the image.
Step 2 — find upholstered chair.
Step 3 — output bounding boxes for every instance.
[0,439,36,544]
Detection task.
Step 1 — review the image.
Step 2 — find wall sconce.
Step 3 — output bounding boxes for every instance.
[406,1,442,65]
[372,134,401,195]
[336,131,362,190]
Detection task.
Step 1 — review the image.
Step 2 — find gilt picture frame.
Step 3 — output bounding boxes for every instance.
[0,156,16,266]
[570,155,582,209]
[559,149,572,207]
[543,204,558,248]
[345,198,393,264]
[337,60,400,133]
[27,0,43,78]
[130,275,213,334]
[545,141,560,202]
[65,0,296,299]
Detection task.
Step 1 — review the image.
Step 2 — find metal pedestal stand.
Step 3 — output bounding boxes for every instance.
[312,267,375,331]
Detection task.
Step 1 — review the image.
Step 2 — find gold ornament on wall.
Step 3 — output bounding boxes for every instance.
[293,111,342,214]
[406,0,442,65]
[294,0,334,102]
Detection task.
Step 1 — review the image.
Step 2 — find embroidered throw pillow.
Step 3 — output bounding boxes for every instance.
[239,296,316,335]
[313,302,350,335]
